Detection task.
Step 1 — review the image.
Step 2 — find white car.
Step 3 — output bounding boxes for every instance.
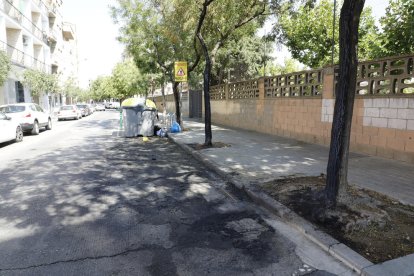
[0,103,52,135]
[57,105,82,120]
[0,112,23,143]
[95,104,105,111]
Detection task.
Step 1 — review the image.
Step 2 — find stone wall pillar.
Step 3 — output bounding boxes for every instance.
[258,77,265,100]
[322,66,335,99]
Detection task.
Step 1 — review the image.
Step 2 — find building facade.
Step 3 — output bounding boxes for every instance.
[0,0,77,111]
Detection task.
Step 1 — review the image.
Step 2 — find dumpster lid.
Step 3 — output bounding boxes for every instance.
[121,98,145,108]
[145,99,156,109]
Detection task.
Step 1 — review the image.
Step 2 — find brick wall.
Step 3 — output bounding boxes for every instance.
[156,55,414,163]
[210,55,414,163]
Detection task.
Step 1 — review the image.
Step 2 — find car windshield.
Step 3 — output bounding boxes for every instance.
[61,106,74,110]
[77,105,86,108]
[0,105,26,113]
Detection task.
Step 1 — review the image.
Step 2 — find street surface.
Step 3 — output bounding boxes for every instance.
[0,111,353,275]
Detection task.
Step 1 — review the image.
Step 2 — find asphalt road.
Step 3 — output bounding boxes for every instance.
[0,111,352,275]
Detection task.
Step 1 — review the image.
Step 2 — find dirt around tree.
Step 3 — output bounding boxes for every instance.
[261,175,414,264]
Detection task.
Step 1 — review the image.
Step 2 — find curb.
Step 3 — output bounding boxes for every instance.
[168,134,375,275]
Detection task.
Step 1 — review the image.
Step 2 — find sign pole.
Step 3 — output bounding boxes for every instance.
[174,61,188,130]
[180,82,183,130]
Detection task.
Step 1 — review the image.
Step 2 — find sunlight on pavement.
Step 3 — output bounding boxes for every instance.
[0,219,40,243]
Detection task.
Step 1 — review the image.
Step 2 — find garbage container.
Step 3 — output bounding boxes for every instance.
[121,98,156,137]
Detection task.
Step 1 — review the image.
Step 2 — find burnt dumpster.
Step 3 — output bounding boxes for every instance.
[121,98,157,137]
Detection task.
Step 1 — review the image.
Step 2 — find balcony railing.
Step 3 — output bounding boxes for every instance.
[0,40,51,74]
[32,0,47,10]
[2,0,48,44]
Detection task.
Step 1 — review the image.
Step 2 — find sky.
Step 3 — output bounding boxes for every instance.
[61,0,124,88]
[60,0,389,88]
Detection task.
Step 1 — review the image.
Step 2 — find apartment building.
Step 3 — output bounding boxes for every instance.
[0,0,77,111]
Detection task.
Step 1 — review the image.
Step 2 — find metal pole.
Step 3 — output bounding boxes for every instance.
[331,0,337,65]
[263,38,266,77]
[180,82,183,130]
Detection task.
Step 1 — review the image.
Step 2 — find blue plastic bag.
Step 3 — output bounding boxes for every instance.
[170,122,181,133]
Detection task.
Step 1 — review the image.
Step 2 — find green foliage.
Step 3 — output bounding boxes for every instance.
[213,35,273,83]
[62,77,79,98]
[22,69,58,96]
[259,57,306,76]
[111,60,146,100]
[112,0,200,83]
[380,0,414,56]
[0,50,11,86]
[274,0,382,68]
[89,76,116,101]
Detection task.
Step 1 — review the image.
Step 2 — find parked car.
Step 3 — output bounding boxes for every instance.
[106,102,120,109]
[95,103,105,111]
[87,104,95,113]
[0,112,23,143]
[0,103,52,135]
[57,105,82,121]
[76,104,91,117]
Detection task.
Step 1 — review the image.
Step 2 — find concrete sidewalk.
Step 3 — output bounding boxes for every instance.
[167,118,414,275]
[169,118,414,206]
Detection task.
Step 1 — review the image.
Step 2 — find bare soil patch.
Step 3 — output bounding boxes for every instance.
[261,175,414,264]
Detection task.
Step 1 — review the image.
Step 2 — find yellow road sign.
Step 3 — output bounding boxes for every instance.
[174,61,187,82]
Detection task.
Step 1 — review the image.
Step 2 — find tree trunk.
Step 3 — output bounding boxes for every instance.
[325,0,365,208]
[172,81,182,126]
[202,49,213,146]
[196,0,214,146]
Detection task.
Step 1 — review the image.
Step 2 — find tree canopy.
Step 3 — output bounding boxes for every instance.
[22,69,58,97]
[273,0,382,67]
[0,50,11,86]
[380,0,414,56]
[111,60,147,101]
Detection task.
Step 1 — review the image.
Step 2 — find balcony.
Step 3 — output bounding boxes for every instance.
[2,1,46,43]
[0,40,51,73]
[32,0,47,10]
[62,24,74,40]
[2,1,23,23]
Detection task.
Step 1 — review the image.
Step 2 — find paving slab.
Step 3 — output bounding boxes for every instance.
[172,119,414,206]
[361,253,414,276]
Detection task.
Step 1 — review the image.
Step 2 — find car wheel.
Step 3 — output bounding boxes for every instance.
[75,116,79,120]
[46,118,52,130]
[31,121,40,135]
[57,118,61,121]
[15,126,23,142]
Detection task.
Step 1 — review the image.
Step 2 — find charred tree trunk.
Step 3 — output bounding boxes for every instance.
[196,0,214,146]
[201,45,213,146]
[198,37,213,146]
[325,0,365,208]
[172,81,182,126]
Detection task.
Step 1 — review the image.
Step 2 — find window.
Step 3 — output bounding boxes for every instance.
[15,82,24,103]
